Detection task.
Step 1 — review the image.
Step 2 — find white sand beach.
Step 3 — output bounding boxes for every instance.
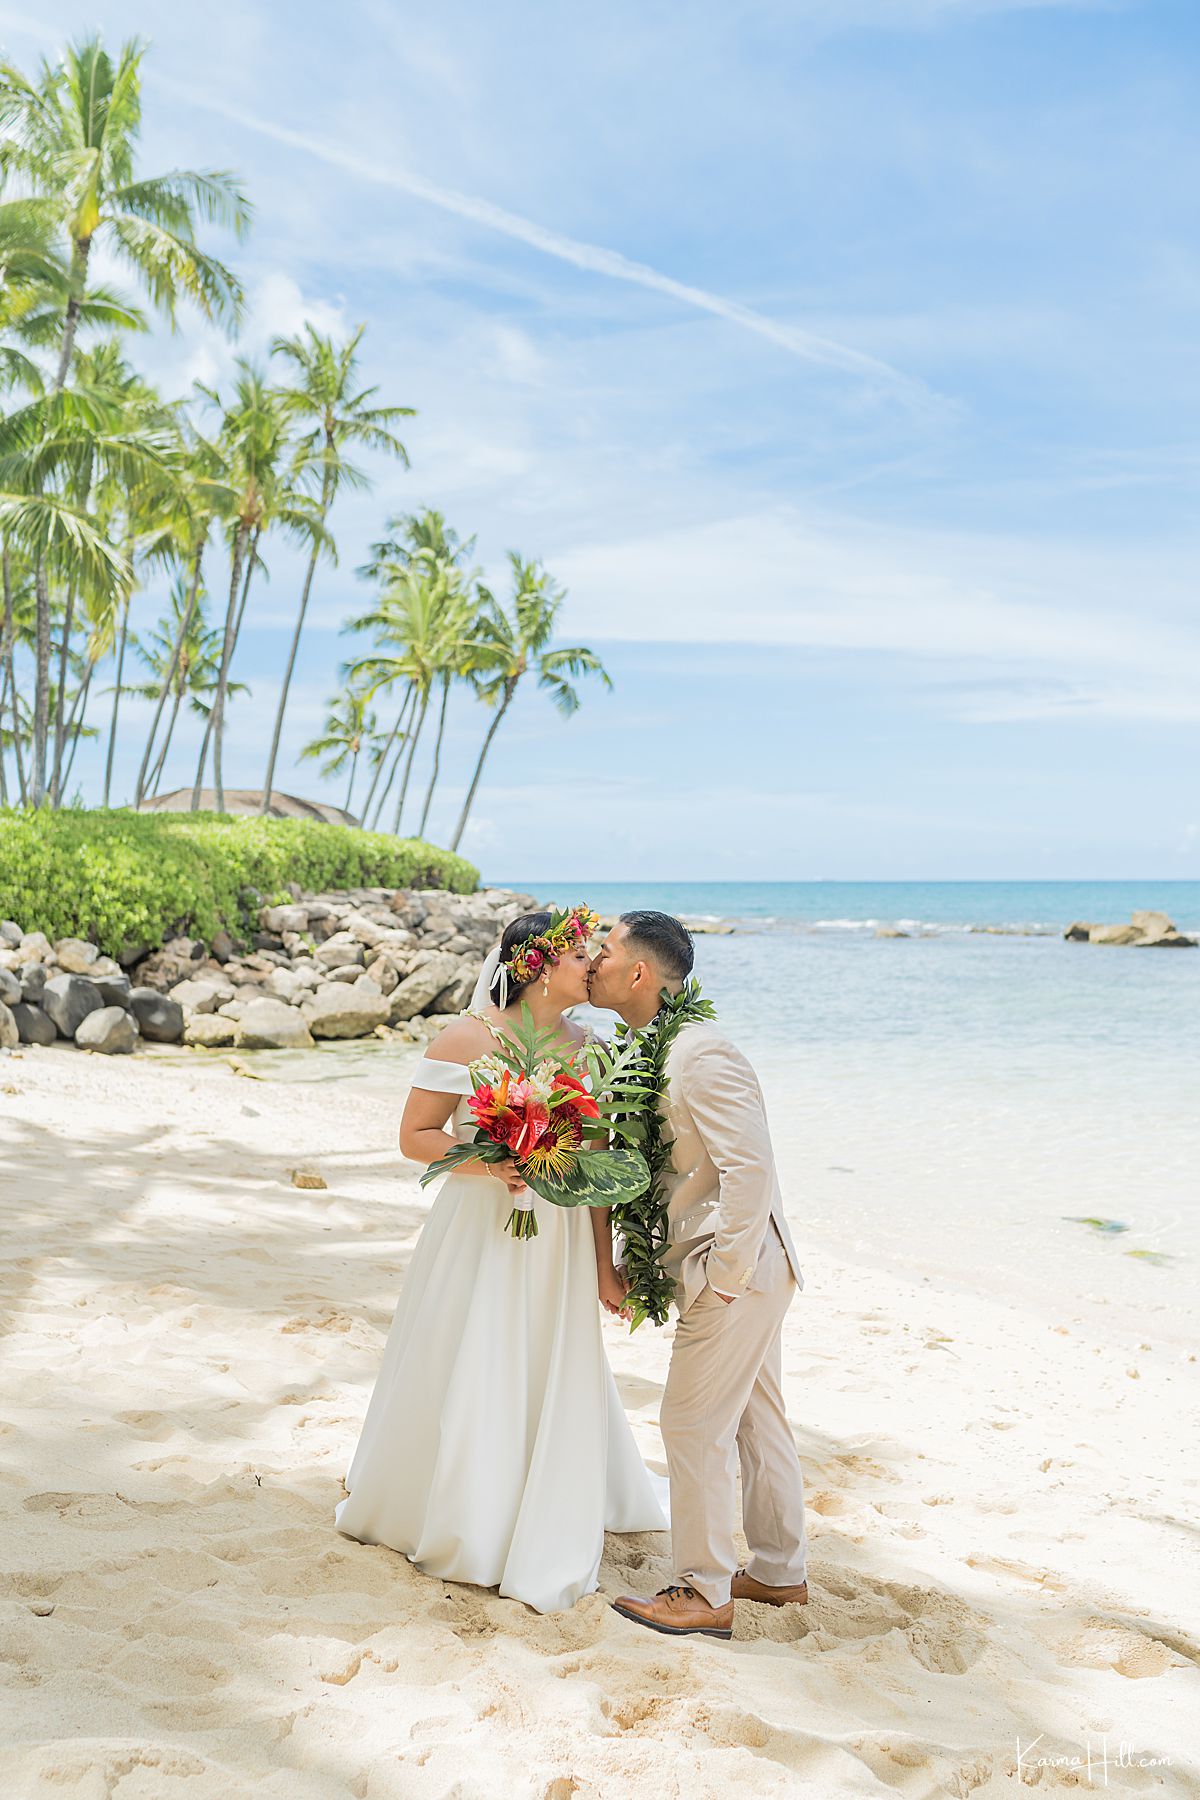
[2,1041,1198,1799]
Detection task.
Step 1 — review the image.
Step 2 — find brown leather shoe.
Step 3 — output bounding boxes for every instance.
[611,1583,734,1639]
[731,1569,808,1606]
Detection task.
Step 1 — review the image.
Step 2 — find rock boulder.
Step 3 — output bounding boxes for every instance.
[94,972,132,1008]
[129,988,185,1043]
[54,937,100,974]
[1088,924,1143,946]
[302,982,391,1039]
[75,1005,138,1055]
[11,1002,56,1046]
[261,903,309,935]
[168,977,234,1014]
[185,1014,237,1047]
[0,967,19,1006]
[235,998,315,1050]
[387,951,466,1022]
[42,974,104,1039]
[19,964,46,1004]
[314,936,366,971]
[0,1000,17,1049]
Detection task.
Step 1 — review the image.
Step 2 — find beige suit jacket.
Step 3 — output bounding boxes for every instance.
[655,1021,803,1315]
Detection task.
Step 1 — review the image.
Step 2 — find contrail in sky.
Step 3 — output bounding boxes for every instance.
[168,85,929,405]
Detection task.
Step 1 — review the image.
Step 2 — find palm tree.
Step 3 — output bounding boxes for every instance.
[352,510,478,835]
[0,32,249,802]
[128,579,236,795]
[0,34,250,390]
[0,545,34,804]
[191,363,324,812]
[132,425,231,807]
[0,384,143,804]
[346,562,458,835]
[299,688,380,817]
[258,323,412,812]
[450,554,611,851]
[46,340,177,806]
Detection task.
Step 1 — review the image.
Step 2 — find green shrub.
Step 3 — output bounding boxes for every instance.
[0,809,479,957]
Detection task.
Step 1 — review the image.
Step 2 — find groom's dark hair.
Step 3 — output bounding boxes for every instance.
[619,911,695,984]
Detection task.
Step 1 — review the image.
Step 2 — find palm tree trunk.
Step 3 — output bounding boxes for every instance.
[392,686,430,836]
[135,539,205,807]
[345,746,359,816]
[50,576,79,805]
[260,471,331,814]
[203,524,250,814]
[360,683,413,825]
[230,527,259,648]
[418,673,452,837]
[53,243,90,393]
[34,242,90,805]
[103,599,131,807]
[31,559,51,807]
[1,545,27,807]
[0,662,9,806]
[149,688,184,796]
[451,684,514,851]
[369,740,402,831]
[60,663,94,795]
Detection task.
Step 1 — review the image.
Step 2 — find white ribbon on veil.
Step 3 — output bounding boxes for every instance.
[470,944,508,1012]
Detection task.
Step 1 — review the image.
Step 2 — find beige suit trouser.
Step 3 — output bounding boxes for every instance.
[660,1224,807,1608]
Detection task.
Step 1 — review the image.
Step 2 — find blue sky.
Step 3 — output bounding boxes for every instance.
[4,0,1199,879]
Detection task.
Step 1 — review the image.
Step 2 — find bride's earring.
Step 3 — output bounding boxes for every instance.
[542,973,551,996]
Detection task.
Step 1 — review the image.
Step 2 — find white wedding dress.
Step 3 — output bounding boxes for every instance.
[335,1052,668,1613]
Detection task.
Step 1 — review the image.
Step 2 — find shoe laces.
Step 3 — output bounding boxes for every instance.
[659,1583,696,1601]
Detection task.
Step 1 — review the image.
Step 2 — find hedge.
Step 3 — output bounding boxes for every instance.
[0,809,479,958]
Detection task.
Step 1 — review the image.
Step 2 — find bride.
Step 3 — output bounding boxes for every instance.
[335,907,668,1613]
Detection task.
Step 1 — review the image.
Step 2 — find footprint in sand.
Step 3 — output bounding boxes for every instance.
[965,1553,1067,1592]
[114,1410,172,1440]
[1057,1618,1184,1679]
[738,1564,989,1672]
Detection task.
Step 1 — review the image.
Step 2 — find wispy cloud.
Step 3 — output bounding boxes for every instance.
[552,505,1200,718]
[158,80,932,408]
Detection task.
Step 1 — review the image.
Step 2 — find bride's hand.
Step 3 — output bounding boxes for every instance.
[597,1262,631,1318]
[492,1156,528,1196]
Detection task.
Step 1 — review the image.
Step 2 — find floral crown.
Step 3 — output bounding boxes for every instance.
[504,903,600,986]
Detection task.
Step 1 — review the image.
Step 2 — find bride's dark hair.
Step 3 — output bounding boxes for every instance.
[490,911,553,1005]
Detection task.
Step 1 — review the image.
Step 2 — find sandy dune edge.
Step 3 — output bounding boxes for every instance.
[2,1047,1197,1799]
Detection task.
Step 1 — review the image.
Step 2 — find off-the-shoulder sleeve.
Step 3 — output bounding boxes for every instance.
[410,1056,473,1095]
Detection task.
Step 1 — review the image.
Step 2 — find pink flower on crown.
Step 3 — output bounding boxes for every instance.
[524,947,544,972]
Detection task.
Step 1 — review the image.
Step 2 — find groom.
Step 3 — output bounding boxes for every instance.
[588,912,808,1639]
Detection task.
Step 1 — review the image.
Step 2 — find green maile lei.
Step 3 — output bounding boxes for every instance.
[586,976,717,1330]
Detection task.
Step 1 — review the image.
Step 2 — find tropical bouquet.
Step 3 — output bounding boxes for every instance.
[420,1005,652,1239]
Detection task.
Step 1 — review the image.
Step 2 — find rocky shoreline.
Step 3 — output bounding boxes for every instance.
[0,886,537,1056]
[1064,909,1196,948]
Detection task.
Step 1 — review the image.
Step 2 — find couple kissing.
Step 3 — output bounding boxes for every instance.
[335,906,807,1638]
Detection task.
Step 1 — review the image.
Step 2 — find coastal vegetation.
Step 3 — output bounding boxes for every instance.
[0,808,477,957]
[0,33,609,840]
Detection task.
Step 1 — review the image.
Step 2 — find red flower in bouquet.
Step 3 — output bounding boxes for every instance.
[469,1071,550,1158]
[550,1068,600,1120]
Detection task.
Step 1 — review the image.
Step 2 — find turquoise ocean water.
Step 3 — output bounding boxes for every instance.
[510,879,1200,1060]
[504,882,1200,1330]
